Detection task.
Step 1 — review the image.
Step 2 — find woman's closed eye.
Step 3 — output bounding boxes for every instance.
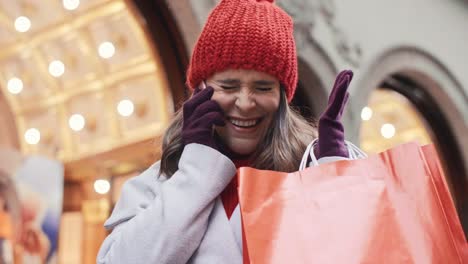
[220,85,238,90]
[256,87,272,92]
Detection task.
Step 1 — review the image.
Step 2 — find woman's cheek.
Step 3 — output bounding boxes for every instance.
[211,92,235,111]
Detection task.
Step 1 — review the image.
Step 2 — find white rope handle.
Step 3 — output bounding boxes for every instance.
[299,140,315,170]
[299,139,367,170]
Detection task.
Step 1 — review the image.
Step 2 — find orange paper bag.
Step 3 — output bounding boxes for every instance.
[238,142,467,263]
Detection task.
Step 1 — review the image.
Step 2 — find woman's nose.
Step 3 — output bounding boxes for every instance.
[235,89,256,111]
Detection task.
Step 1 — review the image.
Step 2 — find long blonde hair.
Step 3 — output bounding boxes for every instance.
[159,89,317,177]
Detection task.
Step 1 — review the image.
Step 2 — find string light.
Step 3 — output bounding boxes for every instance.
[25,128,41,145]
[49,60,65,77]
[63,0,80,10]
[117,99,134,117]
[7,77,23,94]
[69,114,86,131]
[361,106,373,121]
[98,42,116,59]
[94,179,110,194]
[15,16,31,32]
[381,123,396,139]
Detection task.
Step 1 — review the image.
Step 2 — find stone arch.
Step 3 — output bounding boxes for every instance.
[294,39,338,119]
[131,0,198,109]
[355,46,467,233]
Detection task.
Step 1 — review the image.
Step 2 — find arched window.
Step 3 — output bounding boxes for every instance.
[357,47,468,236]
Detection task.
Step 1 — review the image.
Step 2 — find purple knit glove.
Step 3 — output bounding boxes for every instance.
[316,70,353,158]
[182,86,226,150]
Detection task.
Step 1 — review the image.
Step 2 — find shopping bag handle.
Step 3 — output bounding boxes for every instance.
[299,139,368,170]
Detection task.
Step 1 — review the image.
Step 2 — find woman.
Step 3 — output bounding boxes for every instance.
[97,0,352,263]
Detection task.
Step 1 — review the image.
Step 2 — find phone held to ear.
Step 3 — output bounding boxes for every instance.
[200,80,207,89]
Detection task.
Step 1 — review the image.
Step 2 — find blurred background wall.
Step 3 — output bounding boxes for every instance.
[0,0,466,262]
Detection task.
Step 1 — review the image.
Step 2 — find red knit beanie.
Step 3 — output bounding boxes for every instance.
[186,0,298,102]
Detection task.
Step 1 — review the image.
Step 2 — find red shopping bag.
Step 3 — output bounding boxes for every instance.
[238,142,467,263]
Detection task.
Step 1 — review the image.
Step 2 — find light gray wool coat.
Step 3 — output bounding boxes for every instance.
[97,144,243,264]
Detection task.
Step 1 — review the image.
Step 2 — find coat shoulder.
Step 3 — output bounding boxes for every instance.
[104,161,165,229]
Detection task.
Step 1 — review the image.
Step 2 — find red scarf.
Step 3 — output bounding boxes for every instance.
[220,158,252,263]
[221,159,250,219]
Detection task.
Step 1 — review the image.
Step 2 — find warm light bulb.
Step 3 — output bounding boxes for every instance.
[25,128,41,145]
[381,123,396,139]
[63,0,80,10]
[15,16,31,32]
[117,99,134,117]
[49,60,65,77]
[69,114,85,131]
[98,42,116,59]
[361,106,373,121]
[7,77,23,94]
[94,179,110,194]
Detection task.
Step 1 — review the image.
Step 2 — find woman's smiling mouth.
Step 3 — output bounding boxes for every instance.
[228,117,263,129]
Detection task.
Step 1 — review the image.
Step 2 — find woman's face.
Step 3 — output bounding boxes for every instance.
[205,69,281,156]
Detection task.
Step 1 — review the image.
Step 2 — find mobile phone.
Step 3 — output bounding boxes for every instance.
[199,80,207,89]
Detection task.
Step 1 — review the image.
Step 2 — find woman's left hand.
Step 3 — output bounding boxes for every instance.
[315,70,353,158]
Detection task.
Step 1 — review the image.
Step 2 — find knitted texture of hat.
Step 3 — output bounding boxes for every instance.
[187,0,298,102]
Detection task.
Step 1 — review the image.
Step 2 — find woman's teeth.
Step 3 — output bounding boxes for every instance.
[230,118,259,128]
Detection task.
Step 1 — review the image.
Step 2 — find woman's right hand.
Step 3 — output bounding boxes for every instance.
[182,86,226,150]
